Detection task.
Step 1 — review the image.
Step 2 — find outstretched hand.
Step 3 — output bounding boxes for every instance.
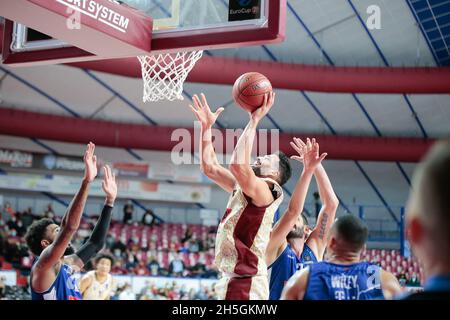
[290,137,327,172]
[101,165,117,206]
[250,91,275,123]
[83,142,97,183]
[188,93,224,128]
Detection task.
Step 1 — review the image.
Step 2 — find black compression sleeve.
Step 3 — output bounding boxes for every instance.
[76,204,113,264]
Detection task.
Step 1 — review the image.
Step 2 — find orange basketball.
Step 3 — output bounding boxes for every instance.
[232,72,273,112]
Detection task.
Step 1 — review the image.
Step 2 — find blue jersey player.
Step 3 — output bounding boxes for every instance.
[281,215,402,300]
[25,143,118,300]
[267,138,339,300]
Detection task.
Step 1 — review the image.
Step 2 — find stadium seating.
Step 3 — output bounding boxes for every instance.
[361,248,422,282]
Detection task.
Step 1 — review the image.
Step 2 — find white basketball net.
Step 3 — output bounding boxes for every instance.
[138,50,204,102]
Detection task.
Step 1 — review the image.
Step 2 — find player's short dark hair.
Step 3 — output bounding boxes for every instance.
[275,151,292,186]
[25,218,54,256]
[333,214,368,251]
[95,253,114,266]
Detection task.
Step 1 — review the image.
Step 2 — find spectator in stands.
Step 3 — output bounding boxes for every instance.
[170,233,178,244]
[15,219,26,237]
[111,260,127,275]
[4,237,20,263]
[207,229,216,248]
[187,234,201,253]
[398,273,408,287]
[408,272,421,287]
[105,233,115,250]
[6,216,19,234]
[181,226,193,243]
[200,233,209,251]
[190,253,207,278]
[404,140,450,299]
[178,241,189,254]
[43,204,55,220]
[141,209,162,227]
[167,242,178,252]
[204,265,219,279]
[21,208,35,229]
[130,235,140,246]
[122,200,134,224]
[168,253,185,277]
[147,256,160,276]
[111,238,126,258]
[3,202,15,218]
[124,250,138,271]
[134,260,149,276]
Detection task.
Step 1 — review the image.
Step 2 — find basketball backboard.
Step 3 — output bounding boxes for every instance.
[1,0,285,66]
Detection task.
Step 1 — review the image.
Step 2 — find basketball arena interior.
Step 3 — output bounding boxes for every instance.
[0,0,449,301]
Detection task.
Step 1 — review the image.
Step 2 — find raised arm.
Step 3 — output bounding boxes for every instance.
[66,165,117,269]
[299,138,339,260]
[266,138,327,264]
[188,94,236,193]
[35,143,97,271]
[380,269,403,299]
[229,93,276,207]
[281,267,310,300]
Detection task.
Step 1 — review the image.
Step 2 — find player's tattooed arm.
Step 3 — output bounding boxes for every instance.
[318,212,329,240]
[306,162,338,260]
[267,137,324,265]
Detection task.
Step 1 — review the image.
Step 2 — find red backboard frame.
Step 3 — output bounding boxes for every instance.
[1,0,286,66]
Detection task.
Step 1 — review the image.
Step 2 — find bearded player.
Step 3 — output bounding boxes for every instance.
[267,138,338,300]
[188,92,291,300]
